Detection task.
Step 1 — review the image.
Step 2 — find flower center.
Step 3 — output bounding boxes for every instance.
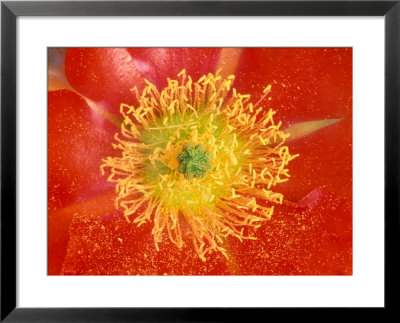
[101,69,298,261]
[177,142,212,180]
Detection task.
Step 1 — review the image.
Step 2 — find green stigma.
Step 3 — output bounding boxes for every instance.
[177,142,212,180]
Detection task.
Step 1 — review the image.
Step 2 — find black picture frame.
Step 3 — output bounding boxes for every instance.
[1,0,399,321]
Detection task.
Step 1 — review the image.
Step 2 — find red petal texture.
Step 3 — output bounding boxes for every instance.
[48,190,118,275]
[48,89,118,209]
[48,48,71,91]
[225,188,352,275]
[65,48,146,113]
[234,48,352,127]
[62,211,230,275]
[61,188,351,275]
[48,89,118,274]
[280,117,352,202]
[127,48,221,89]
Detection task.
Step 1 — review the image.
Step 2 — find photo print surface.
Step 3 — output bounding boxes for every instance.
[48,48,352,275]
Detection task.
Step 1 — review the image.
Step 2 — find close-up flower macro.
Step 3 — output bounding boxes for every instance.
[48,48,352,275]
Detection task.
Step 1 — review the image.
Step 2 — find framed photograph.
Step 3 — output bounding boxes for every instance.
[1,0,399,321]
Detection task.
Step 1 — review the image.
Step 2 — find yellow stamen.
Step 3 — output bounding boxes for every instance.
[101,69,298,261]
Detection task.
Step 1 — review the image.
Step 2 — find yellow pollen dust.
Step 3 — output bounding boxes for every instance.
[101,69,298,261]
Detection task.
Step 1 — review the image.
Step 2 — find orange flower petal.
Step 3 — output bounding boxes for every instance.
[48,89,117,211]
[48,89,120,274]
[280,117,352,201]
[127,48,221,88]
[62,211,230,275]
[65,48,146,113]
[48,189,118,275]
[225,188,352,275]
[234,48,352,127]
